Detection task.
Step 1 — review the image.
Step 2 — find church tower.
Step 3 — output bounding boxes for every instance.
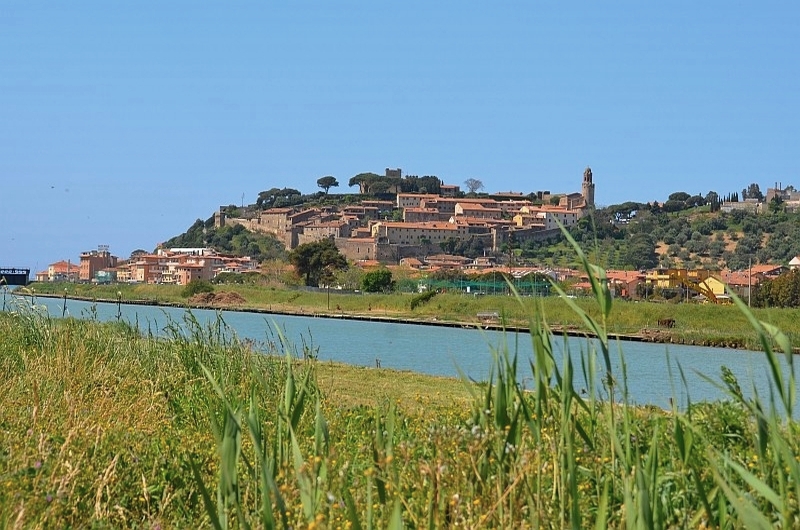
[582,166,595,208]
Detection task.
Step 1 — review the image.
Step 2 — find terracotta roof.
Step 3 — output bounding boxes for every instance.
[749,264,784,274]
[49,260,80,272]
[716,270,759,286]
[605,270,645,282]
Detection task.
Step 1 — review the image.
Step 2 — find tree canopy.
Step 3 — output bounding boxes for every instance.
[399,175,441,194]
[288,238,348,287]
[743,183,764,201]
[317,176,339,194]
[753,269,800,307]
[348,173,381,194]
[256,188,302,209]
[361,268,394,292]
[464,178,484,194]
[668,192,691,202]
[624,233,658,270]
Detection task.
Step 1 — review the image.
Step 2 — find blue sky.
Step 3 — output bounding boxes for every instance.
[2,2,798,273]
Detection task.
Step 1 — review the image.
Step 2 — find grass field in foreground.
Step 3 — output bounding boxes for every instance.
[2,273,799,528]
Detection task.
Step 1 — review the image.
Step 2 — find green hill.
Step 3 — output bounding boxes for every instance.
[162,217,286,262]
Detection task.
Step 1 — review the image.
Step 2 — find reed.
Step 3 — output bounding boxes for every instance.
[2,240,799,527]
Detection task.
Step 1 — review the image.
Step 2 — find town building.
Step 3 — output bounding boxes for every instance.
[371,221,470,245]
[36,260,81,282]
[720,199,762,214]
[214,166,595,264]
[79,247,118,282]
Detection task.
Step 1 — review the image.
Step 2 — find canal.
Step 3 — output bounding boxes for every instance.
[6,295,798,411]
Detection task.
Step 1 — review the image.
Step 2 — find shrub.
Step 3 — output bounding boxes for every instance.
[181,279,214,297]
[410,289,437,309]
[361,268,394,293]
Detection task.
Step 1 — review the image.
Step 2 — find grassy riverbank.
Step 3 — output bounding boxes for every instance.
[22,280,800,350]
[2,279,799,527]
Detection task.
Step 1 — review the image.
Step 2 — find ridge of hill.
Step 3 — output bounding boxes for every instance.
[162,189,800,272]
[539,202,800,271]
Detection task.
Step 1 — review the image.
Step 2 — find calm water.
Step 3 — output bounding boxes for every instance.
[7,295,799,411]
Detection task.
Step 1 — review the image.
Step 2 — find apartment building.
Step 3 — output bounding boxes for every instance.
[298,220,353,245]
[40,260,81,282]
[512,206,580,230]
[420,197,499,216]
[126,249,255,285]
[403,207,448,223]
[454,202,503,220]
[397,193,440,210]
[79,248,118,282]
[371,221,470,245]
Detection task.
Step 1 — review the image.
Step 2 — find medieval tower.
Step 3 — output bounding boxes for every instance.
[582,166,595,208]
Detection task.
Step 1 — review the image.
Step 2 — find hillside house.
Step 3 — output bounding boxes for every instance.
[439,184,460,197]
[721,199,762,214]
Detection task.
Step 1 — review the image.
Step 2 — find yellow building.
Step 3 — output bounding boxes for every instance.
[700,276,727,298]
[645,268,712,289]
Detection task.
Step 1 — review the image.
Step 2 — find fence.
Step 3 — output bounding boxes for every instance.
[409,278,551,296]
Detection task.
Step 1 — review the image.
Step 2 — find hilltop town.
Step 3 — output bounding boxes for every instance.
[35,167,594,283]
[33,168,800,307]
[214,167,595,264]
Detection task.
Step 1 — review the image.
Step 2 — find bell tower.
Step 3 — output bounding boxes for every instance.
[582,166,595,208]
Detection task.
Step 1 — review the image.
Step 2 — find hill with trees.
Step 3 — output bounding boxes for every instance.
[161,218,286,262]
[523,191,800,271]
[161,173,800,273]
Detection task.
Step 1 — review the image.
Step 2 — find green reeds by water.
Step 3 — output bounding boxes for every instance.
[2,251,799,527]
[189,231,800,528]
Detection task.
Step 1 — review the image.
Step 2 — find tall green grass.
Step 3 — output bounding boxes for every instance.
[2,240,799,527]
